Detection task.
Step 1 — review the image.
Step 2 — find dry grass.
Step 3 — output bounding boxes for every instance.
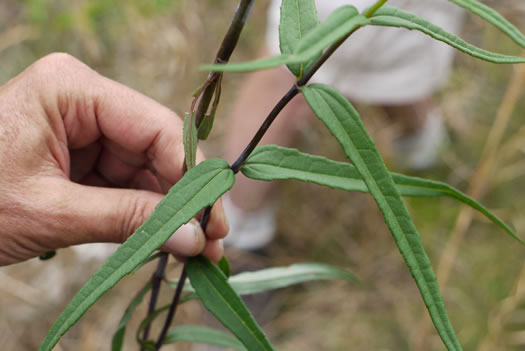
[2,1,525,350]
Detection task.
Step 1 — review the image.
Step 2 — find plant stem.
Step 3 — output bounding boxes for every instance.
[140,253,168,351]
[154,206,212,349]
[231,26,364,172]
[231,85,300,173]
[144,1,255,349]
[195,0,255,128]
[147,2,372,348]
[154,266,188,349]
[363,0,389,18]
[215,0,255,62]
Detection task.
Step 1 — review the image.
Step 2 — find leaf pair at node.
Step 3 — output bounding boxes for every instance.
[203,1,525,75]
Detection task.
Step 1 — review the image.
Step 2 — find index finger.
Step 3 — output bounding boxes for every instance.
[34,53,192,184]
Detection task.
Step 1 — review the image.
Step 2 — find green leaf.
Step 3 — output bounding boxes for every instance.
[215,263,357,296]
[393,173,524,245]
[184,112,198,169]
[369,7,525,64]
[186,255,275,351]
[198,76,222,141]
[279,0,320,77]
[218,256,232,278]
[163,325,247,350]
[201,6,369,72]
[302,84,462,350]
[111,282,152,351]
[39,159,235,351]
[447,0,525,48]
[132,252,166,274]
[203,55,292,73]
[181,262,357,297]
[241,145,523,245]
[197,114,215,140]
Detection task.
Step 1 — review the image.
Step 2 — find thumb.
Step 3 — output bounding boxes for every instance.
[52,181,207,257]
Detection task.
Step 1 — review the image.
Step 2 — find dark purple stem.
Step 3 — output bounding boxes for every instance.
[147,1,255,349]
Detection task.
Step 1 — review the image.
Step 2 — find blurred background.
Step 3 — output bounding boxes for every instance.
[2,0,525,350]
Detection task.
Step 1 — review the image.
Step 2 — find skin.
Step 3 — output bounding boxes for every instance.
[0,53,228,266]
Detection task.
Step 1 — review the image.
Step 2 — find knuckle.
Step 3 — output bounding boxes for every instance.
[26,53,95,92]
[30,53,83,78]
[41,52,80,66]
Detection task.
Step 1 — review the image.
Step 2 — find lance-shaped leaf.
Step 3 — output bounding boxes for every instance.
[369,7,525,64]
[218,255,232,278]
[186,255,275,351]
[198,79,222,141]
[39,159,235,351]
[240,145,523,245]
[180,263,357,298]
[302,84,462,350]
[279,0,320,77]
[202,6,369,72]
[226,263,357,295]
[198,114,214,140]
[112,282,152,351]
[184,113,198,169]
[163,325,247,350]
[447,0,525,48]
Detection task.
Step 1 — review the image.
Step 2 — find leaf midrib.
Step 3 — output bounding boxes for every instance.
[294,0,305,76]
[46,167,230,345]
[310,87,454,342]
[245,151,522,246]
[193,259,270,351]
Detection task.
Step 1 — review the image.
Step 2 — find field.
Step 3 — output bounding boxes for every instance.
[1,1,525,350]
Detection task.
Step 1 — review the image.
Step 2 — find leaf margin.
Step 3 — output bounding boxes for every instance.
[369,6,525,64]
[39,159,235,351]
[186,255,275,351]
[240,144,523,245]
[302,83,462,350]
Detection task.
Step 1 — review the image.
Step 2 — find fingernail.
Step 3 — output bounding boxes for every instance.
[161,219,205,257]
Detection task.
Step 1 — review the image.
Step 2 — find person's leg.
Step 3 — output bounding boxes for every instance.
[225,64,315,212]
[223,64,315,250]
[226,89,442,206]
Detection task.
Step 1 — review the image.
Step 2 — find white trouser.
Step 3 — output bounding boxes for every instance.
[266,0,465,104]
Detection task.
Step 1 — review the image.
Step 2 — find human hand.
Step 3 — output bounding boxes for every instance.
[0,53,228,266]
